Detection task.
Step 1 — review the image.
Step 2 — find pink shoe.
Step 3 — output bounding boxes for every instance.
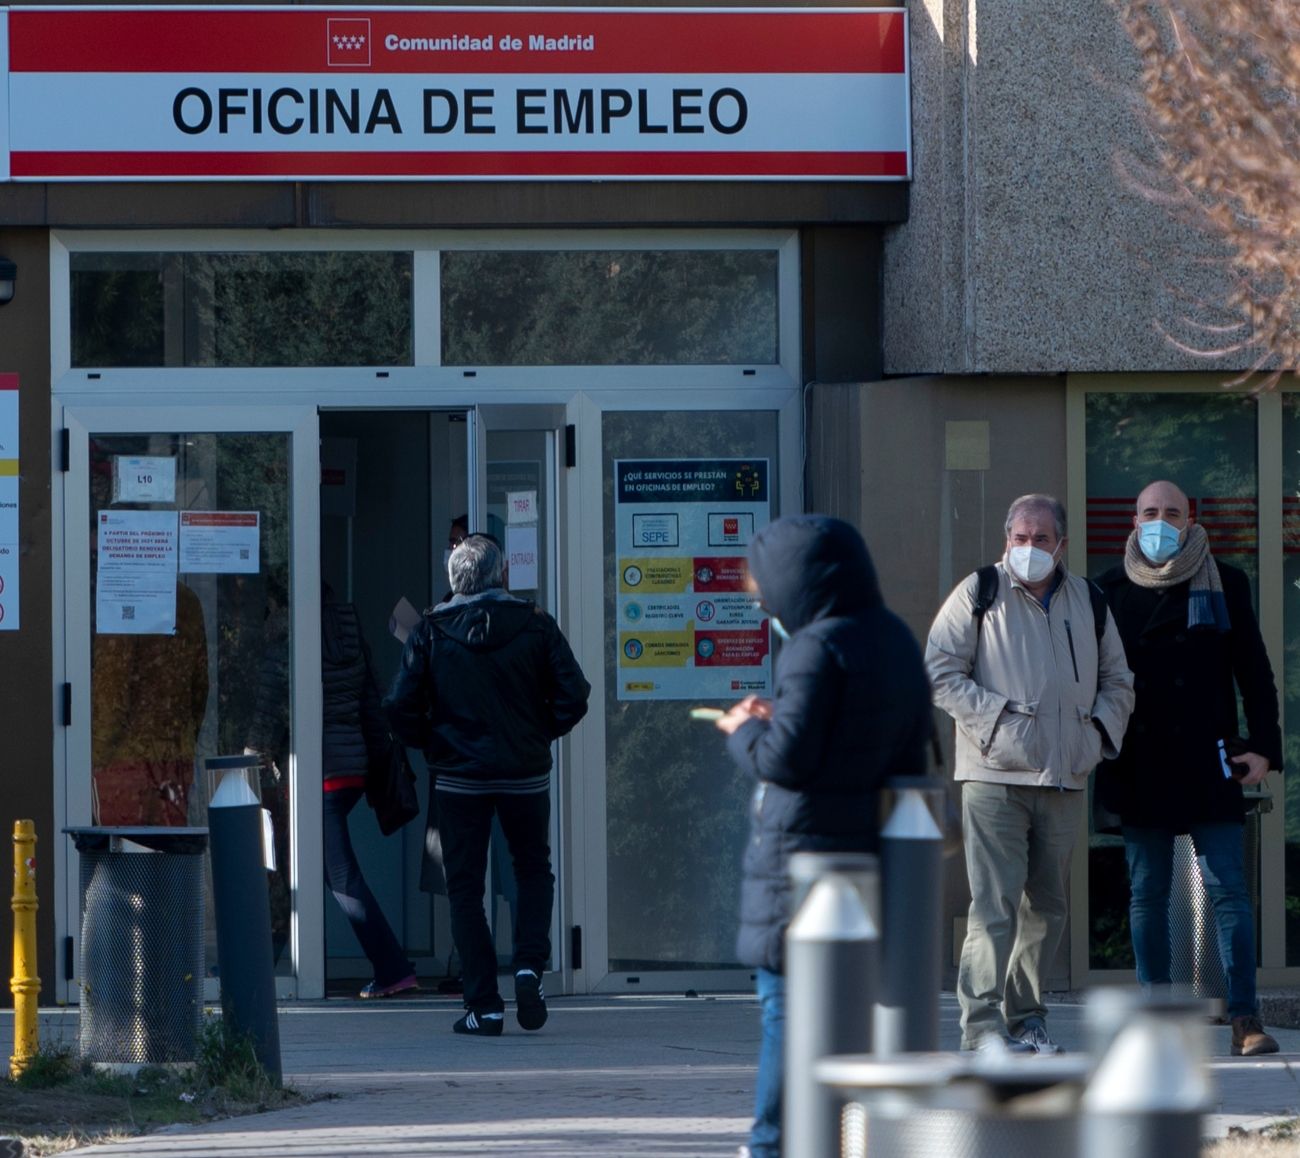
[360,973,419,999]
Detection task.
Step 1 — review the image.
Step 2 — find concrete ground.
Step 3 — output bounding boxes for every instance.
[3,991,1299,1155]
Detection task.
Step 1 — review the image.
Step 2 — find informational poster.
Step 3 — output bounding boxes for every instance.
[615,458,770,701]
[112,455,176,504]
[0,374,17,630]
[179,511,261,574]
[96,509,179,634]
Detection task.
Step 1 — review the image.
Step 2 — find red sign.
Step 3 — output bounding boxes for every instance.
[1,7,911,182]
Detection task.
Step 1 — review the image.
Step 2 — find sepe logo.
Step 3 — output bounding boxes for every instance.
[328,18,372,67]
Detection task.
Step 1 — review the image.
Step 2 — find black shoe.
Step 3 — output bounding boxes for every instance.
[515,969,548,1031]
[453,1010,504,1037]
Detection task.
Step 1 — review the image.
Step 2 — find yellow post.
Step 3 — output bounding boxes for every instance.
[11,819,39,1077]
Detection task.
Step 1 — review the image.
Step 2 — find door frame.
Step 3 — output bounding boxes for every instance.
[55,401,321,1002]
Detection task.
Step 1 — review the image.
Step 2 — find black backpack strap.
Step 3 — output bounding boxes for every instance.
[1085,578,1108,643]
[972,565,999,636]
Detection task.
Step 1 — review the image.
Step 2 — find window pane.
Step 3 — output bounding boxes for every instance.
[602,409,779,971]
[442,250,779,366]
[71,252,413,367]
[71,254,166,367]
[1084,391,1259,971]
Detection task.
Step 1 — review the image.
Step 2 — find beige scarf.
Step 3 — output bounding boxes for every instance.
[1122,522,1230,630]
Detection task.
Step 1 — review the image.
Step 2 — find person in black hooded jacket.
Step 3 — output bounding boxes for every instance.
[716,514,933,1158]
[384,533,590,1036]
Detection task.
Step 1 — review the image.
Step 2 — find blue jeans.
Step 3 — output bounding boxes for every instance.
[750,968,784,1158]
[1124,823,1256,1019]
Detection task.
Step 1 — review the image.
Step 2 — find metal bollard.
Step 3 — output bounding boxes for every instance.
[208,761,282,1084]
[785,868,878,1158]
[1081,989,1211,1158]
[876,779,944,1054]
[10,820,39,1078]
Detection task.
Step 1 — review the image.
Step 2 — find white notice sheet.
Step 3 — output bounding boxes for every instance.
[96,509,179,634]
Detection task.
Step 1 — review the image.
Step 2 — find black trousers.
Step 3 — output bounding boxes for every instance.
[436,786,553,1013]
[323,786,412,987]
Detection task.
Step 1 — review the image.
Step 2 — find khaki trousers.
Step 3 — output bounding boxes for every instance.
[957,780,1085,1048]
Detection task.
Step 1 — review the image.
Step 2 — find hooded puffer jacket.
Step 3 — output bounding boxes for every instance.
[728,515,934,974]
[322,601,389,787]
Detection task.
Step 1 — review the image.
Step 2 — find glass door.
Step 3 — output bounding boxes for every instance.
[59,405,321,1002]
[471,404,567,984]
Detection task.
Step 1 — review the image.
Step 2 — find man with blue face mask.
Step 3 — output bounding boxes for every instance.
[1095,480,1282,1057]
[926,493,1135,1054]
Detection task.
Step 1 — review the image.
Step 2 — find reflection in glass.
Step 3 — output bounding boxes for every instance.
[603,410,779,970]
[443,250,779,366]
[1084,392,1258,970]
[71,252,413,367]
[89,432,293,973]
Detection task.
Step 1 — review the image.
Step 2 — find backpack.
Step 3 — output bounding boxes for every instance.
[972,565,1109,644]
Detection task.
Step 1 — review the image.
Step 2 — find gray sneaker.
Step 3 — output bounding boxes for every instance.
[973,1031,1035,1055]
[1012,1018,1064,1055]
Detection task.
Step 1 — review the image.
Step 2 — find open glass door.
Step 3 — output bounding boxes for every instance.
[60,405,321,1001]
[470,404,568,986]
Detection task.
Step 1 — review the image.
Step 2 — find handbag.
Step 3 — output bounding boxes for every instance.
[366,736,420,836]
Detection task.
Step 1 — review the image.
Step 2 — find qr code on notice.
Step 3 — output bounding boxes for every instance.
[239,548,249,560]
[122,605,135,620]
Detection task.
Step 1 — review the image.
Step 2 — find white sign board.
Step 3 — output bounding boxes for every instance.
[1,7,910,183]
[112,455,176,504]
[506,490,538,525]
[506,524,539,590]
[615,458,770,701]
[96,509,179,634]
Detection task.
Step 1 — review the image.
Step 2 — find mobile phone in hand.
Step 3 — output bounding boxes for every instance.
[1218,737,1249,780]
[689,707,725,722]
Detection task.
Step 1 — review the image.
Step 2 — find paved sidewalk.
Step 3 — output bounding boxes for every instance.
[5,992,1300,1155]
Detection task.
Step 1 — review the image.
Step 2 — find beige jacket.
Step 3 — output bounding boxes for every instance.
[925,563,1134,789]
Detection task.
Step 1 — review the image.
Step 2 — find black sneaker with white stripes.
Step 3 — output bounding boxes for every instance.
[514,969,548,1031]
[453,1010,504,1037]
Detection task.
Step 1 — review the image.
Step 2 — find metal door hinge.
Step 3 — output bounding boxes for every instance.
[570,924,582,969]
[59,428,70,472]
[61,683,72,727]
[565,424,576,469]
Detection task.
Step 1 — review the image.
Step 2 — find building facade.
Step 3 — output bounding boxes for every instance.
[2,0,1295,1005]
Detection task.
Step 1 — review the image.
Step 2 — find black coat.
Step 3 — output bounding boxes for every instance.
[384,591,590,780]
[727,516,933,974]
[1095,560,1281,831]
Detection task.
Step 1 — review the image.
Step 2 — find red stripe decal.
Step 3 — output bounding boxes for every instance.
[10,149,911,179]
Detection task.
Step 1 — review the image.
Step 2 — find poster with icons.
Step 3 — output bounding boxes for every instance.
[0,374,18,630]
[614,458,771,701]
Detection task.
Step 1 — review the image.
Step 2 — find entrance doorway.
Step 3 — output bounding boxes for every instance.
[318,407,564,996]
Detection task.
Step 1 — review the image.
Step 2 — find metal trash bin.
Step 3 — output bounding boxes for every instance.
[67,826,208,1067]
[818,1052,1088,1158]
[1168,790,1269,1002]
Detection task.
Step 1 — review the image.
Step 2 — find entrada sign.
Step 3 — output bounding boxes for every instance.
[0,6,911,182]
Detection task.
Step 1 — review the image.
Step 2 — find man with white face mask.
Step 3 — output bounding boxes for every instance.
[927,494,1134,1053]
[1095,480,1281,1056]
